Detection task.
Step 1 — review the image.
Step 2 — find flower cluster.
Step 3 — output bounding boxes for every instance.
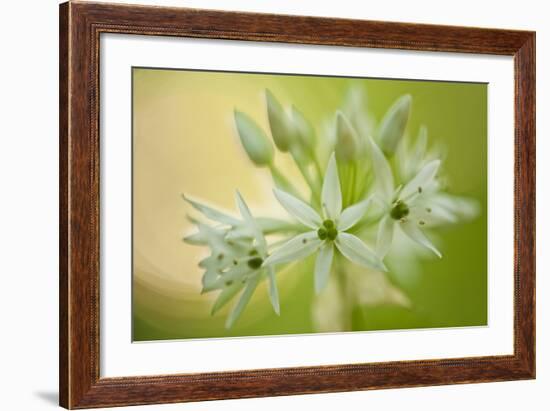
[183,87,478,328]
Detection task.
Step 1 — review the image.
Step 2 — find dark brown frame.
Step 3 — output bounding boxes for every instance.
[59,1,535,409]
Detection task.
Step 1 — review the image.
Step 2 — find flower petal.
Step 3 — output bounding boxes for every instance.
[225,274,261,328]
[335,232,387,271]
[321,153,342,220]
[211,281,244,315]
[430,194,479,222]
[235,191,254,222]
[235,191,267,251]
[182,194,240,225]
[183,231,210,245]
[409,200,457,226]
[187,220,234,252]
[338,197,372,231]
[204,265,249,292]
[412,126,428,171]
[267,266,280,315]
[314,242,334,294]
[202,268,220,291]
[399,220,442,258]
[367,137,394,202]
[262,232,321,266]
[273,188,322,229]
[376,215,395,258]
[400,159,441,201]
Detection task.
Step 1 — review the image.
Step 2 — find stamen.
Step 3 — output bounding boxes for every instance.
[247,257,263,270]
[319,222,337,241]
[323,219,335,229]
[390,200,410,220]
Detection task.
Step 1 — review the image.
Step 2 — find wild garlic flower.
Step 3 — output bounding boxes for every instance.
[263,153,386,293]
[184,192,279,328]
[183,89,481,329]
[368,135,445,259]
[394,127,478,228]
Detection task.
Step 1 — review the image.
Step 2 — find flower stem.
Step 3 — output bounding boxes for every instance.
[289,150,321,207]
[299,162,321,205]
[335,256,353,331]
[348,163,357,205]
[313,154,323,181]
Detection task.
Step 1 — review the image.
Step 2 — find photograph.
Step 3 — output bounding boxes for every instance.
[132,68,488,341]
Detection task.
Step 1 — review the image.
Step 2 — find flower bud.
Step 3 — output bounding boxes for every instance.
[234,110,274,166]
[265,89,293,152]
[378,94,411,156]
[291,105,316,150]
[335,111,360,162]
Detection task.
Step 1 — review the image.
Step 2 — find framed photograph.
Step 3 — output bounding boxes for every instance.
[59,1,535,409]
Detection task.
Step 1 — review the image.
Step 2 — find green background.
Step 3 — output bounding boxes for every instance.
[132,68,487,341]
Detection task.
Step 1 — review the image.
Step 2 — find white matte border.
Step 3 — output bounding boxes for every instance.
[100,33,514,378]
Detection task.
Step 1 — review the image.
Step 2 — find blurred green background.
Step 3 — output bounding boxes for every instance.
[132,67,487,341]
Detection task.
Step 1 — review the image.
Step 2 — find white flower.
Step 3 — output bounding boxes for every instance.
[184,192,280,328]
[393,127,479,228]
[262,153,386,293]
[395,125,445,183]
[368,136,450,259]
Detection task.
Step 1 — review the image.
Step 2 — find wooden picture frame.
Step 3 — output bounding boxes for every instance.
[59,1,535,408]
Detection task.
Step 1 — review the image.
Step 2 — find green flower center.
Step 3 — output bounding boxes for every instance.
[390,201,410,220]
[318,220,338,241]
[247,257,263,269]
[323,219,335,229]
